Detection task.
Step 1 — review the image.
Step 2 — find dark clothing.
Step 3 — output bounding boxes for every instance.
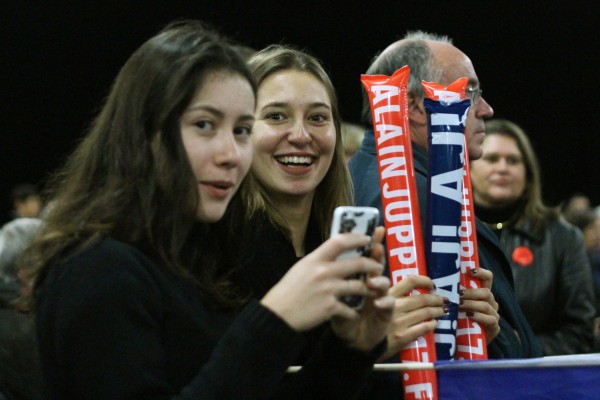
[492,218,595,355]
[349,129,543,359]
[237,212,322,300]
[588,249,600,316]
[240,212,402,399]
[36,237,383,400]
[237,212,326,363]
[0,308,44,400]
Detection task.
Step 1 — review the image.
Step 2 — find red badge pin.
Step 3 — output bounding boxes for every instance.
[512,246,534,267]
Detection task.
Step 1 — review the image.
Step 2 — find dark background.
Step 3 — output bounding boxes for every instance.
[1,1,598,224]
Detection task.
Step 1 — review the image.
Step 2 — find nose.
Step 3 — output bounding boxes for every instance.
[495,157,509,171]
[288,120,311,144]
[215,131,241,167]
[476,97,494,119]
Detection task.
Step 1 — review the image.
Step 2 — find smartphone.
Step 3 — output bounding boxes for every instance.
[330,206,380,309]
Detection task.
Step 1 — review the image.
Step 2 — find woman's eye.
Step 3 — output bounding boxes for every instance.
[234,126,252,136]
[507,156,522,165]
[265,112,285,121]
[194,120,214,131]
[309,113,328,123]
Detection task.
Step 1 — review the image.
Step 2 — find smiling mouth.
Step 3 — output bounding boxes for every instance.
[275,155,314,166]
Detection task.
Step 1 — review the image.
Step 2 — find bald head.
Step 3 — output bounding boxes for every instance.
[361,32,451,125]
[361,31,494,158]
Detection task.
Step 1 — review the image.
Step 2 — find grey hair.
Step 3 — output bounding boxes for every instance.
[361,31,452,125]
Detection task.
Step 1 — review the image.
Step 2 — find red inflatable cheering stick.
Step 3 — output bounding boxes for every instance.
[362,66,438,400]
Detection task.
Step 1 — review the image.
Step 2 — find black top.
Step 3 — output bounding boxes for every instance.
[36,237,383,399]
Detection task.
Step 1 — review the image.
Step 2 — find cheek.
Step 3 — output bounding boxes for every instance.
[240,146,254,176]
[251,125,278,154]
[469,163,487,184]
[514,168,527,192]
[182,146,201,175]
[318,129,337,154]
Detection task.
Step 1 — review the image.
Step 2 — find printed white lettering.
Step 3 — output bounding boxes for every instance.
[380,157,408,179]
[431,168,464,204]
[432,272,460,303]
[376,125,404,146]
[374,105,400,123]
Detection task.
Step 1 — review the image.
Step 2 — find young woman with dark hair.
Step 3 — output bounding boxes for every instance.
[22,22,393,399]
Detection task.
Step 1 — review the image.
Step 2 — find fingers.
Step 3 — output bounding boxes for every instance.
[469,267,493,289]
[307,232,374,262]
[394,301,446,327]
[459,287,499,312]
[395,319,438,342]
[337,277,372,300]
[373,294,396,310]
[395,292,446,312]
[337,274,389,302]
[458,285,500,343]
[365,275,391,294]
[328,251,385,278]
[373,225,385,242]
[384,318,438,358]
[460,309,501,343]
[368,226,386,265]
[389,274,435,298]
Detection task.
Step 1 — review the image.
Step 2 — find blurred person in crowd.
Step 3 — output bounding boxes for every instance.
[8,183,42,222]
[350,30,539,360]
[22,21,394,399]
[564,208,600,350]
[562,192,592,215]
[0,218,43,301]
[0,217,44,400]
[471,118,595,355]
[341,121,366,162]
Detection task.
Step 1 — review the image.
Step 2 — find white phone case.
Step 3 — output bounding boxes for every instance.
[330,206,379,309]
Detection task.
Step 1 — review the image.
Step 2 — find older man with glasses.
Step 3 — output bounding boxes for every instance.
[349,31,542,368]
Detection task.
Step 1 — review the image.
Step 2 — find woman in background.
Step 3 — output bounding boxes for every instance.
[470,118,595,355]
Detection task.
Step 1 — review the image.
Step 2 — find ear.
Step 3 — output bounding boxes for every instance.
[408,95,427,127]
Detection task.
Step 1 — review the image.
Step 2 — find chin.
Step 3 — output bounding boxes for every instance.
[196,209,226,224]
[489,195,518,207]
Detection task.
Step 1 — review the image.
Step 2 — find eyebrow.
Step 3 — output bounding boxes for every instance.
[260,101,332,110]
[185,105,254,122]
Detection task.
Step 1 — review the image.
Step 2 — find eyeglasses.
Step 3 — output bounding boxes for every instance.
[465,86,483,107]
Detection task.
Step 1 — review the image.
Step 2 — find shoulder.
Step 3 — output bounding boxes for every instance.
[62,237,153,268]
[551,217,584,236]
[56,238,158,279]
[540,218,586,249]
[41,238,165,306]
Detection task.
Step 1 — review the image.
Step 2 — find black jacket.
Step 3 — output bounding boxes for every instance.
[498,218,595,355]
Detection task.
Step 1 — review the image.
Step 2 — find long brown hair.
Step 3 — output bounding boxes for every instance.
[244,45,352,242]
[21,20,256,311]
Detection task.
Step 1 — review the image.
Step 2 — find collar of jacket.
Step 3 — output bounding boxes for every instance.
[506,220,545,245]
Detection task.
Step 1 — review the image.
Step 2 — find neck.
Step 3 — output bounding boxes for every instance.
[272,192,314,257]
[475,200,522,231]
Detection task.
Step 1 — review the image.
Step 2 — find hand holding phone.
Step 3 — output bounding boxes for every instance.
[330,206,379,309]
